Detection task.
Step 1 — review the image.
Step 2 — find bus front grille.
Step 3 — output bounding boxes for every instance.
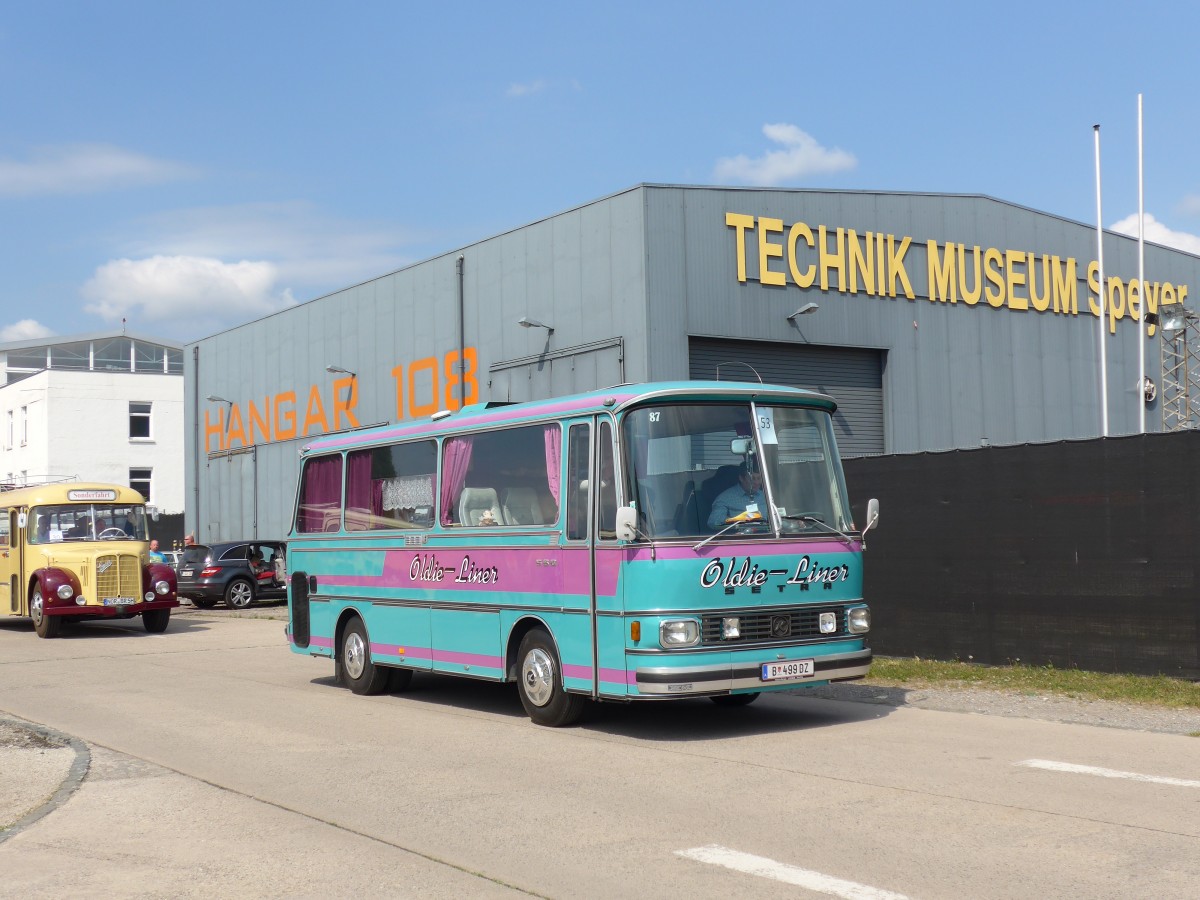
[96,555,141,600]
[701,606,847,645]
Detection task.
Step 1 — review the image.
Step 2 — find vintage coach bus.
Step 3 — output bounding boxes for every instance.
[286,381,878,726]
[0,483,179,638]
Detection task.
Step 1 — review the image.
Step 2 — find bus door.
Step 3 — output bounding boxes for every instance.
[588,417,627,698]
[562,420,598,696]
[0,508,22,615]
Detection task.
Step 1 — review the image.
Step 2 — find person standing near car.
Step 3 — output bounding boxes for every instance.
[149,539,166,564]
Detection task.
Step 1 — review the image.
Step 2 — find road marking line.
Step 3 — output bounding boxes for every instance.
[676,845,908,900]
[1018,759,1200,788]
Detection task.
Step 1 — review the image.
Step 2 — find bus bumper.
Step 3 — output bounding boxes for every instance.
[44,598,181,617]
[632,647,872,696]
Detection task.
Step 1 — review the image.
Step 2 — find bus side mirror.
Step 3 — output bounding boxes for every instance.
[16,513,26,529]
[146,505,160,522]
[615,506,638,542]
[863,498,880,535]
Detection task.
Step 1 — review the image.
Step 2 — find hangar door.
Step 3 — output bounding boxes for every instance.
[689,338,884,457]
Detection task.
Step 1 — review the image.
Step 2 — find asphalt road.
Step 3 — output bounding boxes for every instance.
[0,608,1197,899]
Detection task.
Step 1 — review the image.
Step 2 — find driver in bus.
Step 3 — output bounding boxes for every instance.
[707,462,766,529]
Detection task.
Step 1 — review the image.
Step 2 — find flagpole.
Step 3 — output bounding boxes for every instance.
[1094,124,1109,437]
[1137,94,1146,433]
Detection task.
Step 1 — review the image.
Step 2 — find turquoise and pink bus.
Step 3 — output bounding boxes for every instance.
[286,381,877,726]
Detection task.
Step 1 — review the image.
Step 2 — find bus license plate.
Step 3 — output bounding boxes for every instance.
[761,659,815,682]
[103,597,137,606]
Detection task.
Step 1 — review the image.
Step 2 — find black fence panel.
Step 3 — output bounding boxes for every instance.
[845,432,1200,679]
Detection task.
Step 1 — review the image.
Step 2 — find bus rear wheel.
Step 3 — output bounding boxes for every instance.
[340,617,389,695]
[516,628,585,727]
[31,587,61,639]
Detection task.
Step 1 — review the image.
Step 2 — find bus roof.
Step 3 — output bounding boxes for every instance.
[302,380,836,455]
[0,482,148,507]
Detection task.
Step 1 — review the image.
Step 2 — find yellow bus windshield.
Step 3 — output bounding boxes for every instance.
[29,504,148,544]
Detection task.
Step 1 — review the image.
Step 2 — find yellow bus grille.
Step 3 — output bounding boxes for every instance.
[96,555,141,600]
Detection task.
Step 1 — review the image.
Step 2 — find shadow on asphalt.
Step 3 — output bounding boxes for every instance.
[308,670,898,739]
[0,616,212,639]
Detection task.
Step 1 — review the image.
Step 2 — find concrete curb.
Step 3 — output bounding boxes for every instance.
[0,715,90,845]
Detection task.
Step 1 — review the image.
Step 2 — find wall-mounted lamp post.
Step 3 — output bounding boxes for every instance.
[205,394,234,445]
[325,365,356,377]
[786,303,819,321]
[517,316,554,335]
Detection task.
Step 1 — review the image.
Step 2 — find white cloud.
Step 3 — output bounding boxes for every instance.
[1110,212,1200,256]
[1179,195,1200,217]
[81,256,295,326]
[127,201,415,289]
[506,80,547,98]
[0,319,55,342]
[0,144,196,195]
[713,123,857,186]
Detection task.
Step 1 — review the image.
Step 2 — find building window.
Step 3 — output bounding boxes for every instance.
[5,411,11,450]
[20,406,26,446]
[130,468,152,502]
[130,402,152,439]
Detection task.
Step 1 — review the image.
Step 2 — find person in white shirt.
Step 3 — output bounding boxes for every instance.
[707,463,766,529]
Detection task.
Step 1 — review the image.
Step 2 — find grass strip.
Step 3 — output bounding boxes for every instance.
[865,657,1200,710]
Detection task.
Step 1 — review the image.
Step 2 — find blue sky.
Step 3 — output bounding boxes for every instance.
[2,1,1197,344]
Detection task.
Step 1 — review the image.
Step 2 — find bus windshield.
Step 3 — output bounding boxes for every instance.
[29,503,149,544]
[622,402,851,539]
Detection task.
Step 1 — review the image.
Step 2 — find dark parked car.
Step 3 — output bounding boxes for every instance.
[176,540,287,609]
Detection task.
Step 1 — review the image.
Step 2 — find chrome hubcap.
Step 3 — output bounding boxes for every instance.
[31,590,43,624]
[521,647,555,707]
[230,583,251,607]
[344,631,367,680]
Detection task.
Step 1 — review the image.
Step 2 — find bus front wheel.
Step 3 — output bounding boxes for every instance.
[516,629,585,727]
[143,609,171,633]
[340,618,389,695]
[31,587,61,639]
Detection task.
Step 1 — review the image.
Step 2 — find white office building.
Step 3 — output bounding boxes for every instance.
[0,330,185,515]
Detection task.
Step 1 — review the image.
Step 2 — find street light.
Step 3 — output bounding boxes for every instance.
[517,315,554,335]
[325,365,356,377]
[786,303,819,320]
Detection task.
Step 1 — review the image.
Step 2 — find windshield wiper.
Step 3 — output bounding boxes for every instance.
[692,516,768,553]
[779,514,855,546]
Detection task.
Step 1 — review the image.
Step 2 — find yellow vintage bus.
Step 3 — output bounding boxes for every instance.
[0,483,179,638]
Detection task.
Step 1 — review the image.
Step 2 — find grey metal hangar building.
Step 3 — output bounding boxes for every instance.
[185,183,1200,542]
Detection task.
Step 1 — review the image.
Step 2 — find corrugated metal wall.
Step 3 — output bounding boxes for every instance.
[186,185,1200,540]
[687,338,884,456]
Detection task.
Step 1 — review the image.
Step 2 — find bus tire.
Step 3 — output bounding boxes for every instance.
[340,617,389,695]
[143,609,171,633]
[516,628,585,727]
[711,692,760,707]
[388,667,414,693]
[225,578,254,610]
[31,586,61,639]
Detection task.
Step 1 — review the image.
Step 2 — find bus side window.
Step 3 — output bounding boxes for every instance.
[567,423,590,541]
[0,509,8,547]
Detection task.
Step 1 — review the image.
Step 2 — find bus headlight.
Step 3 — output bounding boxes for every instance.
[659,619,700,648]
[154,580,171,595]
[56,584,74,600]
[847,606,871,634]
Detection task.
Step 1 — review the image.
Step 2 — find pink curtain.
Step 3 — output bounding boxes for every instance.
[544,426,561,503]
[299,455,343,533]
[440,437,473,525]
[345,451,372,531]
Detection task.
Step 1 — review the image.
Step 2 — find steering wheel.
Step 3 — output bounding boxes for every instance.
[98,527,127,540]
